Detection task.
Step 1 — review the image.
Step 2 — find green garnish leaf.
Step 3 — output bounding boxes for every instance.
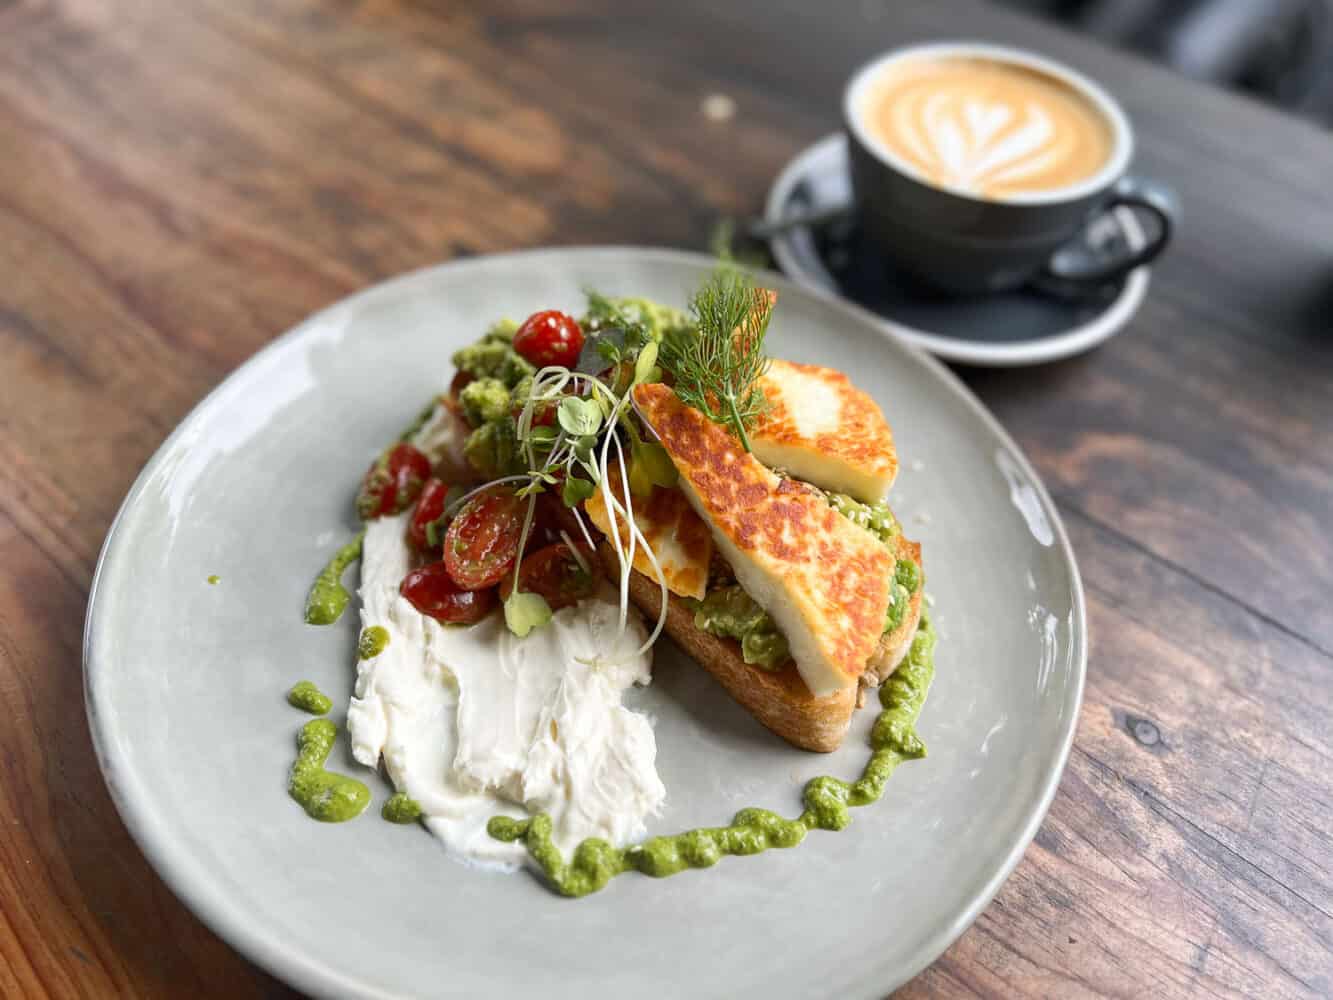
[633,340,660,385]
[573,434,598,465]
[660,267,773,451]
[504,590,553,637]
[595,339,622,365]
[584,290,652,351]
[528,425,558,449]
[558,396,603,437]
[562,475,596,508]
[628,440,678,496]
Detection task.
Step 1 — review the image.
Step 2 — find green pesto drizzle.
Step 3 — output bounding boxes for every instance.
[382,793,423,824]
[358,625,390,660]
[303,532,364,625]
[490,616,936,897]
[288,719,371,823]
[286,680,332,716]
[207,574,220,585]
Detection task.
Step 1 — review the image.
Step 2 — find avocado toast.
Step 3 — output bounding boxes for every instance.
[581,294,924,751]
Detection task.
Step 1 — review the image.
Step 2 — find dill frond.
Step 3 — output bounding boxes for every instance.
[662,267,774,451]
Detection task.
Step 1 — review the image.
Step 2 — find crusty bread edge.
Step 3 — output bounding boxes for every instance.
[595,536,924,753]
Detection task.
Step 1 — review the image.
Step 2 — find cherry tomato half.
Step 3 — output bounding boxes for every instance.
[356,442,432,520]
[408,478,450,551]
[513,310,584,369]
[444,486,525,590]
[400,563,496,624]
[499,542,598,611]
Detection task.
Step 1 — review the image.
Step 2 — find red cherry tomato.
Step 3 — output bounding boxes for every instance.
[499,542,598,611]
[356,443,432,520]
[400,563,496,624]
[513,310,584,368]
[408,478,450,551]
[527,491,570,549]
[444,487,525,590]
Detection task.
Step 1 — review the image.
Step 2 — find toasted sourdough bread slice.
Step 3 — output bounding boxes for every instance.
[595,532,923,752]
[632,383,892,698]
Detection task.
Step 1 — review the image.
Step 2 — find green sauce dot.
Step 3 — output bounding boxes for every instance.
[207,575,220,585]
[488,616,937,897]
[287,681,332,716]
[358,625,390,660]
[304,532,364,626]
[288,719,370,823]
[382,793,422,824]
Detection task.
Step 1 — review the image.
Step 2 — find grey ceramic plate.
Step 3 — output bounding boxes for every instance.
[85,248,1085,999]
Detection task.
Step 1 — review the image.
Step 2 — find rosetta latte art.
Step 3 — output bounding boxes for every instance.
[866,58,1114,199]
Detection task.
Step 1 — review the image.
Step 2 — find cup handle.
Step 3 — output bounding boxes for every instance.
[1036,177,1178,293]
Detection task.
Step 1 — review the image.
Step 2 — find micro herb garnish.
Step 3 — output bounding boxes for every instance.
[660,267,773,452]
[444,358,668,651]
[448,283,733,649]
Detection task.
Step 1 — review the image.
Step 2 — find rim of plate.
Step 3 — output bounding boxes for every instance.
[83,246,1086,998]
[765,133,1150,367]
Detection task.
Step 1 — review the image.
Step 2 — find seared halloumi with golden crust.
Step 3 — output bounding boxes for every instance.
[583,468,713,601]
[749,360,897,503]
[633,383,892,697]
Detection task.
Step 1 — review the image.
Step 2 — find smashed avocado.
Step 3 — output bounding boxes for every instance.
[608,297,691,339]
[451,332,532,388]
[464,418,522,479]
[459,376,512,426]
[692,585,790,669]
[826,493,901,545]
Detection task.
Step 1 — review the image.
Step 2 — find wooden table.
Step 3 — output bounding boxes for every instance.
[2,1,1330,996]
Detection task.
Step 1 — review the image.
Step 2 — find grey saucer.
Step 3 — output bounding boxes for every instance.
[766,134,1151,366]
[84,248,1085,999]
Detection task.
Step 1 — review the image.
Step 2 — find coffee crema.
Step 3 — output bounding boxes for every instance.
[862,56,1115,199]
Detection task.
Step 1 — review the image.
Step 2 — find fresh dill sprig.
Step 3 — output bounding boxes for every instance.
[661,267,773,452]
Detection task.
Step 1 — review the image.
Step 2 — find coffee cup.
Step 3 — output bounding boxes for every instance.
[844,41,1175,296]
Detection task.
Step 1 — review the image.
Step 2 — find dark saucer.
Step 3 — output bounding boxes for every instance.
[764,135,1150,366]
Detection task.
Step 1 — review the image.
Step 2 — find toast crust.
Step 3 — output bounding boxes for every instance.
[597,533,924,753]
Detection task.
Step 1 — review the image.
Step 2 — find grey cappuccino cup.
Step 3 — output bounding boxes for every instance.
[844,42,1176,296]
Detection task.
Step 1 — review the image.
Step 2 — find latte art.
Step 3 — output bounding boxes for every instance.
[865,57,1115,198]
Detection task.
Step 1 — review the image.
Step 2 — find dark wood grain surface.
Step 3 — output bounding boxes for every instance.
[1,0,1330,996]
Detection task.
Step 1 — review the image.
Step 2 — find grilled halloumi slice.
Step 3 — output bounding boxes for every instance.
[633,383,892,697]
[583,468,713,601]
[749,360,898,503]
